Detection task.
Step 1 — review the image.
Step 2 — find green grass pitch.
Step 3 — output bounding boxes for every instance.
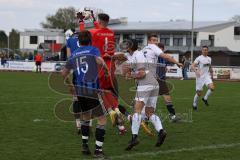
[0,72,240,160]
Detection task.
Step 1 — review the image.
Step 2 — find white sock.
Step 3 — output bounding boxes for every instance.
[131,113,142,135]
[193,94,199,106]
[76,119,81,128]
[204,89,212,100]
[149,114,163,132]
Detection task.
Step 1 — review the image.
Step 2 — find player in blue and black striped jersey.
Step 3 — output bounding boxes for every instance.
[156,43,180,123]
[62,30,109,159]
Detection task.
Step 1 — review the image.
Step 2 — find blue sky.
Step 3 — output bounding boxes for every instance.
[0,0,239,33]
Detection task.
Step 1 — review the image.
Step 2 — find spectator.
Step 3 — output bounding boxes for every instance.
[182,57,191,80]
[34,53,43,73]
[28,53,33,61]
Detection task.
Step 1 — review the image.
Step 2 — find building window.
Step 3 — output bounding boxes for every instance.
[160,35,170,46]
[209,35,215,46]
[173,38,183,46]
[234,27,240,35]
[123,34,132,40]
[173,35,183,46]
[135,34,145,48]
[186,35,196,46]
[186,38,192,46]
[30,36,38,44]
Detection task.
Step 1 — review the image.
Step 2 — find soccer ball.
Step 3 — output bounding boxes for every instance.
[82,10,92,20]
[76,9,92,21]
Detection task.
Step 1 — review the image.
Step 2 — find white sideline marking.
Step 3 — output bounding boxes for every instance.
[33,119,48,122]
[110,143,240,159]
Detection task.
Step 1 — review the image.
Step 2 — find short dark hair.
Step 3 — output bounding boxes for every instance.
[202,45,209,49]
[78,30,92,46]
[98,13,110,23]
[148,33,158,40]
[129,39,138,52]
[157,43,165,50]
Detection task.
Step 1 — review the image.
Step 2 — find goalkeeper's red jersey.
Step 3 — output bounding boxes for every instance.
[80,22,116,89]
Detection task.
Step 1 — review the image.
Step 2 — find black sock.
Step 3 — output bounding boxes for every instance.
[166,103,175,115]
[81,122,90,144]
[95,124,105,151]
[132,134,138,140]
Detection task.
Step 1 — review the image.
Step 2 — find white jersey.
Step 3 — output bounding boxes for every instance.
[142,44,164,76]
[126,50,159,108]
[194,55,212,78]
[125,50,158,87]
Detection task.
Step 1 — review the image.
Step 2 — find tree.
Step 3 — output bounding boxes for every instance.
[0,31,8,48]
[41,7,77,29]
[9,29,20,50]
[230,15,240,22]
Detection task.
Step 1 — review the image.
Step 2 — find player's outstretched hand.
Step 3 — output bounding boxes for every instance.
[76,12,85,22]
[176,62,183,68]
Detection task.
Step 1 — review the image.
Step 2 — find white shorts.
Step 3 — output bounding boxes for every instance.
[135,85,159,109]
[196,76,213,91]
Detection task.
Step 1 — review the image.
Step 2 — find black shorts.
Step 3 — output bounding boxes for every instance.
[157,78,170,95]
[77,96,105,118]
[77,96,100,112]
[35,61,41,66]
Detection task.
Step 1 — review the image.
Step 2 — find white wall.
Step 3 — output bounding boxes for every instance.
[20,35,39,50]
[197,25,240,52]
[215,26,240,52]
[196,32,213,46]
[20,34,65,50]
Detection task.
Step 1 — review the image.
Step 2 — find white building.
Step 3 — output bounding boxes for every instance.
[19,20,240,65]
[107,20,240,52]
[19,29,65,50]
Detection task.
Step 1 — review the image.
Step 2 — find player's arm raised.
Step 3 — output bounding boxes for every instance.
[112,52,128,61]
[159,54,183,68]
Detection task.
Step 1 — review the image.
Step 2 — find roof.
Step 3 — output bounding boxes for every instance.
[107,21,236,32]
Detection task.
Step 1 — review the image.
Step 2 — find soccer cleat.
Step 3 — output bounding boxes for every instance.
[169,114,181,123]
[82,144,91,155]
[93,150,108,159]
[202,98,209,106]
[141,121,155,137]
[109,110,117,126]
[192,105,198,111]
[125,135,139,151]
[156,129,167,147]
